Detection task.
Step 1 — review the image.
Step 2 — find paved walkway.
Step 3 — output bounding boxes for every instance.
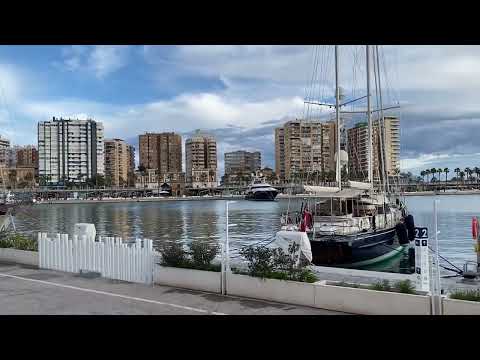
[0,263,343,315]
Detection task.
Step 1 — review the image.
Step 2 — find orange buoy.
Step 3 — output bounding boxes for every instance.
[472,217,479,240]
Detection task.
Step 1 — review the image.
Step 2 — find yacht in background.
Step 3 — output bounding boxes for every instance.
[245,179,279,201]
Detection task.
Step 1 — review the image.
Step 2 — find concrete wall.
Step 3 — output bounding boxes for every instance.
[314,282,431,315]
[226,273,316,307]
[154,265,221,293]
[0,248,39,267]
[443,298,480,315]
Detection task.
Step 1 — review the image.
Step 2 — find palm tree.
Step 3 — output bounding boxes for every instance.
[465,167,472,183]
[460,171,466,184]
[430,168,437,183]
[474,167,480,184]
[454,168,460,185]
[425,169,431,183]
[444,167,449,191]
[420,170,426,183]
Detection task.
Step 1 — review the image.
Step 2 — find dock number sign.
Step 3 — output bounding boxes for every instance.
[414,227,430,292]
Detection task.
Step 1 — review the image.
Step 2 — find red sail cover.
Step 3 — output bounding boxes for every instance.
[472,217,478,240]
[300,210,312,232]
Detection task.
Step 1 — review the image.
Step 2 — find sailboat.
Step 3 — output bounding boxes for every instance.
[277,45,416,268]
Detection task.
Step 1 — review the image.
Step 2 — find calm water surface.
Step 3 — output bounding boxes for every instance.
[13,195,480,272]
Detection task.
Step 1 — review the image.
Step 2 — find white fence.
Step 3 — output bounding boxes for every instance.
[38,233,154,284]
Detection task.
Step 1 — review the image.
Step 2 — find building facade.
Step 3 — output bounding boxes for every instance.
[347,122,369,180]
[16,145,38,169]
[222,150,261,187]
[382,116,400,176]
[274,127,285,181]
[104,139,135,187]
[139,132,182,176]
[347,116,400,181]
[0,135,10,168]
[224,150,261,175]
[135,169,185,196]
[274,119,336,182]
[38,117,104,184]
[185,130,217,188]
[0,167,36,189]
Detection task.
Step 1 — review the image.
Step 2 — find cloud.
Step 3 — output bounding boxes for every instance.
[4,45,480,178]
[58,45,131,79]
[0,63,24,104]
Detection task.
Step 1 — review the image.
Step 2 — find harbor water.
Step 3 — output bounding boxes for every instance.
[12,194,480,273]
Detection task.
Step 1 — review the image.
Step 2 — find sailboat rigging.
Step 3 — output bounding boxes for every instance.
[278,45,415,268]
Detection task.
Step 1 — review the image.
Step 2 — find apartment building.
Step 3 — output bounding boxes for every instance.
[347,116,400,180]
[104,138,135,187]
[38,117,104,184]
[138,132,182,175]
[0,135,10,168]
[274,119,336,182]
[185,130,217,188]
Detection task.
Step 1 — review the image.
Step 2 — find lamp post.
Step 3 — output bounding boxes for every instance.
[222,200,237,295]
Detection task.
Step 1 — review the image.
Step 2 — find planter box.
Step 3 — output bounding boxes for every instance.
[313,281,431,315]
[226,273,316,307]
[154,265,221,293]
[443,297,480,315]
[0,248,39,267]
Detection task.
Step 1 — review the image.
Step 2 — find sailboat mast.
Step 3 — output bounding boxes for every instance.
[335,45,342,190]
[375,45,389,193]
[366,45,373,187]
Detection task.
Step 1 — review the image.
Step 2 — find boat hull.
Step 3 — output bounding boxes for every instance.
[309,227,401,267]
[245,190,278,201]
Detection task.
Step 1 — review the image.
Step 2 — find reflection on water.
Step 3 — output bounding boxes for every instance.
[405,195,480,268]
[15,199,306,253]
[13,195,480,272]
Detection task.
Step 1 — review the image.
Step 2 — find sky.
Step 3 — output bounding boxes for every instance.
[0,45,479,177]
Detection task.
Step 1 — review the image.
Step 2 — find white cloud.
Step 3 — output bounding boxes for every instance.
[400,153,480,175]
[5,45,480,175]
[0,63,24,104]
[88,46,130,78]
[59,45,131,79]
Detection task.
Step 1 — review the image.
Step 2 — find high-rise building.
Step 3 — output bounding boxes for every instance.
[224,150,261,175]
[222,150,261,187]
[382,116,400,176]
[139,132,182,176]
[274,127,285,180]
[185,130,217,188]
[104,139,135,187]
[38,117,104,184]
[347,122,369,179]
[347,116,400,180]
[0,135,10,167]
[274,119,336,182]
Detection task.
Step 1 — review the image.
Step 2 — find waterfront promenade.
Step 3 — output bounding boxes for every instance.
[0,262,342,315]
[30,189,480,205]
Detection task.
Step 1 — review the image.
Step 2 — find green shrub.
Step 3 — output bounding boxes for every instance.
[239,246,275,278]
[450,289,480,302]
[336,281,360,288]
[189,240,219,269]
[369,279,417,294]
[394,280,415,294]
[0,232,37,251]
[159,240,221,272]
[159,241,188,268]
[239,243,318,283]
[369,280,392,292]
